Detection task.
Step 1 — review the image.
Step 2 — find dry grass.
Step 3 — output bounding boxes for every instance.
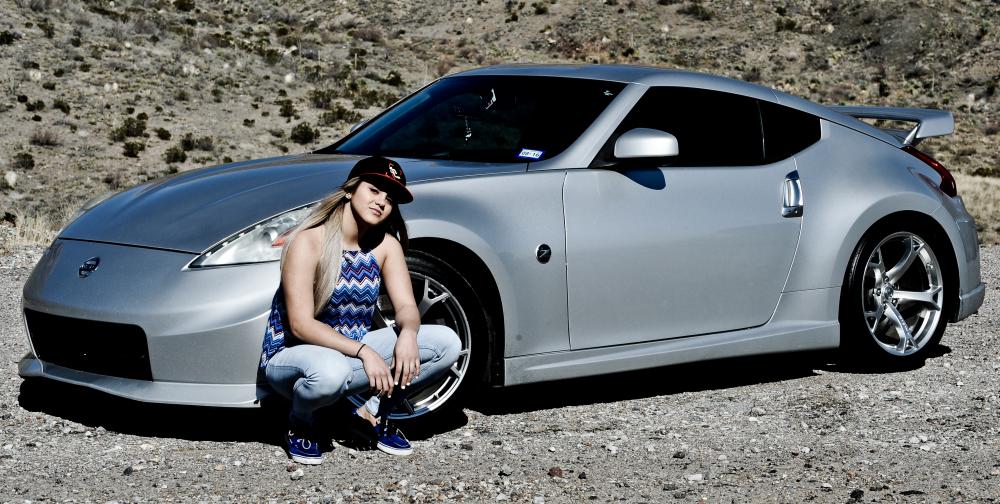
[9,206,74,248]
[954,172,1000,245]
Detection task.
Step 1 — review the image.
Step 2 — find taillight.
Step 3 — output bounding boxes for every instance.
[903,146,957,197]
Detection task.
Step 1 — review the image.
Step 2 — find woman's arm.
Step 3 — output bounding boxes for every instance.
[381,234,422,388]
[283,228,394,395]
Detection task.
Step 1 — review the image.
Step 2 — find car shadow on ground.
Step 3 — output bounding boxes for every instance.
[464,345,950,417]
[465,350,832,417]
[18,346,950,444]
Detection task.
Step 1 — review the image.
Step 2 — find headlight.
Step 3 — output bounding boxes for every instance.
[188,204,315,268]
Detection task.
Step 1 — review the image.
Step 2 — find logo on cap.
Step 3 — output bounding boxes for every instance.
[388,163,401,181]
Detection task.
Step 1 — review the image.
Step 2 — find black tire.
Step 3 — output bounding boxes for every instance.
[839,222,949,366]
[357,249,491,422]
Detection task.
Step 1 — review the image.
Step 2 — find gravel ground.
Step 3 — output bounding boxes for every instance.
[1,245,998,503]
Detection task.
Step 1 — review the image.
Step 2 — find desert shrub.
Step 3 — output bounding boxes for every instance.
[276,99,295,118]
[163,145,187,163]
[775,18,798,32]
[179,133,214,151]
[17,95,28,103]
[175,0,195,12]
[532,2,548,14]
[29,129,60,146]
[678,3,714,20]
[318,103,362,126]
[31,115,41,122]
[78,63,90,72]
[154,127,171,140]
[109,117,147,141]
[37,18,55,38]
[309,89,340,109]
[290,122,318,144]
[12,152,35,170]
[123,141,145,158]
[42,82,56,90]
[38,101,64,121]
[351,26,384,43]
[136,112,149,121]
[22,60,39,69]
[0,31,19,45]
[174,89,190,101]
[268,129,285,138]
[53,68,64,77]
[243,119,255,127]
[25,100,45,112]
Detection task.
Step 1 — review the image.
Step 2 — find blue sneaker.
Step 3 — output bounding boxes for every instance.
[376,421,413,456]
[286,429,323,465]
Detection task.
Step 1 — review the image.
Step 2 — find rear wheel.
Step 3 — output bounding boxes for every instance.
[351,250,488,421]
[840,225,948,364]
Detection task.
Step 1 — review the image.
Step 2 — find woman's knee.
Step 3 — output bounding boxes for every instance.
[421,325,462,363]
[297,359,352,400]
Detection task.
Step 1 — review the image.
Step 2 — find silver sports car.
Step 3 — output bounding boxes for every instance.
[19,65,986,419]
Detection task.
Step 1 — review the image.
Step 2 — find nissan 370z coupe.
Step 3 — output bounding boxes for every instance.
[19,65,986,419]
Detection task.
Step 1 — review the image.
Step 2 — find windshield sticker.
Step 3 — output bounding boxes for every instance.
[517,148,544,160]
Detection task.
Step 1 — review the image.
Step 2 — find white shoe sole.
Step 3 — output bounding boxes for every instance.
[377,442,413,456]
[290,453,324,465]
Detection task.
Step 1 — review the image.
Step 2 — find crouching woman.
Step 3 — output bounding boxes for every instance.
[259,156,461,464]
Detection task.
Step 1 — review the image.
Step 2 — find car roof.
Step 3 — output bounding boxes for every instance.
[452,64,901,147]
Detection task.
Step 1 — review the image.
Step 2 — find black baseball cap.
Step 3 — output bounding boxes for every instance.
[347,156,413,204]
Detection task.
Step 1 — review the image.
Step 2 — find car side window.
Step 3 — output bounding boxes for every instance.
[759,100,821,163]
[595,86,765,167]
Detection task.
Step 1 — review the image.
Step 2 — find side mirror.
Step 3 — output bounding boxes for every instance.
[613,128,679,159]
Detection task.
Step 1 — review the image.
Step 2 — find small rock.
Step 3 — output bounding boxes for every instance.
[213,464,224,471]
[578,472,587,480]
[821,482,833,491]
[3,171,16,189]
[284,73,295,84]
[547,467,563,478]
[123,466,134,476]
[800,447,811,454]
[532,497,544,504]
[685,473,703,482]
[908,436,920,444]
[606,445,618,455]
[663,483,679,491]
[499,465,512,477]
[290,468,304,481]
[548,446,556,452]
[850,489,864,500]
[672,450,686,459]
[460,442,474,450]
[140,443,154,450]
[286,464,300,472]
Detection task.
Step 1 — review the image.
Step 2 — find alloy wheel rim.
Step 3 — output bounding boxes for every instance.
[350,271,472,420]
[861,232,944,356]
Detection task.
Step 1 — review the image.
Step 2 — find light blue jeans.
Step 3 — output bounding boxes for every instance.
[265,325,461,426]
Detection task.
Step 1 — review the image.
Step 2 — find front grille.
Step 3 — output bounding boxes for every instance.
[24,309,152,381]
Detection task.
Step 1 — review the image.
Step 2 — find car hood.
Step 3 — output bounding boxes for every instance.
[60,153,525,253]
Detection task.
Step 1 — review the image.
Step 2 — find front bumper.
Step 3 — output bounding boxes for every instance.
[19,353,261,407]
[19,238,278,406]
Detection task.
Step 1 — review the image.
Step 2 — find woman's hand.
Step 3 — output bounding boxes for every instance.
[393,333,420,389]
[360,346,394,397]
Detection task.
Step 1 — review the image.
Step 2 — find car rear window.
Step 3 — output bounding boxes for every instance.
[321,75,626,163]
[760,100,821,163]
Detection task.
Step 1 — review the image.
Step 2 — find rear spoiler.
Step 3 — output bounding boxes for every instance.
[830,106,954,146]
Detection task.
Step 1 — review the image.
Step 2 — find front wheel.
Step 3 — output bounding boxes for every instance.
[840,226,948,364]
[353,250,488,421]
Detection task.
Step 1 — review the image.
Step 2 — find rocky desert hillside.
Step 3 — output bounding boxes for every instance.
[2,0,999,247]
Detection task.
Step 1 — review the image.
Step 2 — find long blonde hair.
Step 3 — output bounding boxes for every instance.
[280,176,409,316]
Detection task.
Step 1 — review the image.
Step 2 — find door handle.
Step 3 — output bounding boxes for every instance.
[782,171,803,218]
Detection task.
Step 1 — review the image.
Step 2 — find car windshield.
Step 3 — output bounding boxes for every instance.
[319,75,626,163]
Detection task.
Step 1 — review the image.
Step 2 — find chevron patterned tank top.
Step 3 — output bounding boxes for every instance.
[260,249,381,369]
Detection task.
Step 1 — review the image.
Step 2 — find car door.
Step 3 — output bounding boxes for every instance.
[564,87,804,350]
